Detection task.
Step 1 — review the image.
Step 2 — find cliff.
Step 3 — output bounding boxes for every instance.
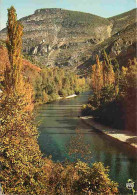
[0,8,136,74]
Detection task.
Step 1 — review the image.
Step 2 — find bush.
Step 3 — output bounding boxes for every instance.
[58,89,68,97]
[42,91,49,103]
[48,93,59,102]
[45,160,118,194]
[100,85,116,105]
[82,104,94,116]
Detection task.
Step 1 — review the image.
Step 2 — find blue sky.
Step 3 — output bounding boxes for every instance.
[0,0,136,30]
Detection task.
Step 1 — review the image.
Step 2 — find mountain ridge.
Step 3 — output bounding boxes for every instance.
[0,8,136,73]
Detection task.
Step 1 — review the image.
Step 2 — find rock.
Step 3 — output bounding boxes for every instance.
[0,8,136,72]
[32,46,38,55]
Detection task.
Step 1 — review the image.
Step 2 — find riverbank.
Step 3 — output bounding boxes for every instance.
[35,94,77,106]
[81,116,137,149]
[58,94,77,100]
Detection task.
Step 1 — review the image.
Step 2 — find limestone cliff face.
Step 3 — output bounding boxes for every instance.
[77,9,136,74]
[0,8,136,72]
[0,8,112,67]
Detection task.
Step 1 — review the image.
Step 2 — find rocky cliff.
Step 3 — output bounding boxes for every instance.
[0,8,136,73]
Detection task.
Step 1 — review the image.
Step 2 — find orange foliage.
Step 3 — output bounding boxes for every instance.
[0,46,41,80]
[91,55,103,94]
[0,7,119,194]
[0,7,45,194]
[91,54,115,94]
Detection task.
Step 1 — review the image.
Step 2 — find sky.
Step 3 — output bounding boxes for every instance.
[0,0,136,30]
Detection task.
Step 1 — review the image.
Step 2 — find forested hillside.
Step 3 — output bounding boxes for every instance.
[0,44,87,104]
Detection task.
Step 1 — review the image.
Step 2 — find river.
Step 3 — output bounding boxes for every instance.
[36,91,137,193]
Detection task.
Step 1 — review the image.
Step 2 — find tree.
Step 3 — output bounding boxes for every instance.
[112,59,120,95]
[6,6,23,92]
[0,7,119,194]
[45,161,118,194]
[0,6,45,194]
[91,55,104,106]
[102,50,115,87]
[119,58,137,132]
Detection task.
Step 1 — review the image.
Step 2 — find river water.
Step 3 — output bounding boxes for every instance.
[36,91,137,194]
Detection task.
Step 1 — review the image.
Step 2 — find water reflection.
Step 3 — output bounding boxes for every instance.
[36,91,137,193]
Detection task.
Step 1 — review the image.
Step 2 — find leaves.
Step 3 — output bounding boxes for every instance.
[0,7,119,195]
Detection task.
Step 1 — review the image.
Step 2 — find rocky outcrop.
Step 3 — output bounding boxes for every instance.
[79,21,136,74]
[0,8,136,72]
[0,8,112,67]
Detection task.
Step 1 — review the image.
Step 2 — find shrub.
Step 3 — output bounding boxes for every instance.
[82,104,94,116]
[100,84,116,105]
[45,161,118,194]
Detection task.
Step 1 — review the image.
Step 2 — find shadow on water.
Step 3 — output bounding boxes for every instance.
[38,133,65,161]
[36,91,137,194]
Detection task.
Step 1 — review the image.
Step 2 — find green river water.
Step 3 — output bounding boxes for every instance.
[36,91,137,194]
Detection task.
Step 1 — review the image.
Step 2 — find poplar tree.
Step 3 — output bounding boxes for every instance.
[6,6,23,91]
[91,55,103,104]
[0,6,45,194]
[95,55,103,93]
[113,59,120,95]
[91,52,115,106]
[0,7,119,194]
[102,50,115,86]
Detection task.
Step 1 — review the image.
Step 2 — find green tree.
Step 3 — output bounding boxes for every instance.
[0,7,119,194]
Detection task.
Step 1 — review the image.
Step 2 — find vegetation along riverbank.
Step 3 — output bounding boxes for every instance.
[82,53,137,136]
[0,2,136,194]
[0,6,119,194]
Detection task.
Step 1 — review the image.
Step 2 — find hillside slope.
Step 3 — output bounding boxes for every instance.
[78,22,136,74]
[0,8,113,68]
[108,8,136,35]
[0,8,136,73]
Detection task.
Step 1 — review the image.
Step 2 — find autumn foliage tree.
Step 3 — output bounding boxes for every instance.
[91,52,115,92]
[102,50,115,86]
[0,6,46,194]
[91,55,103,106]
[90,52,115,108]
[119,59,137,132]
[84,49,137,132]
[0,7,119,194]
[33,67,86,104]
